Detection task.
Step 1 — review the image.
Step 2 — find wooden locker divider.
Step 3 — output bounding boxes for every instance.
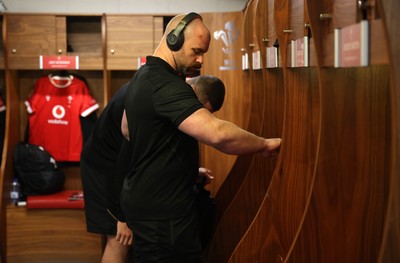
[286,0,391,261]
[378,0,400,260]
[228,0,320,261]
[204,0,282,261]
[201,6,254,260]
[199,11,248,212]
[0,14,6,262]
[0,34,20,263]
[260,0,284,152]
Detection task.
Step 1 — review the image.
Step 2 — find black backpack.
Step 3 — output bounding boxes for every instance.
[13,142,65,196]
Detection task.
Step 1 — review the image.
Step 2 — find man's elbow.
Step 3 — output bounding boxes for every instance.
[205,130,230,151]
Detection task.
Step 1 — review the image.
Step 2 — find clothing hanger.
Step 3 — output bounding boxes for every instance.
[55,70,70,77]
[49,70,74,88]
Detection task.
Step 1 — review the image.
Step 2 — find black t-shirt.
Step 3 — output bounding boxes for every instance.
[122,56,203,221]
[80,82,130,221]
[81,82,129,173]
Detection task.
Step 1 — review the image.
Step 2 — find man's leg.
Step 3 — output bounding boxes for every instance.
[102,235,130,263]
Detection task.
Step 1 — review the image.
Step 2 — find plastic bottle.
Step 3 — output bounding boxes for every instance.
[10,177,20,205]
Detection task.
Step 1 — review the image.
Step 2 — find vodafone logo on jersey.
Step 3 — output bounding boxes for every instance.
[52,105,65,119]
[48,105,69,125]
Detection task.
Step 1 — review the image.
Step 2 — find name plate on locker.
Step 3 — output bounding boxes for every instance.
[39,55,79,70]
[266,47,279,68]
[291,36,309,67]
[334,20,369,68]
[242,52,249,70]
[137,56,146,68]
[252,50,262,70]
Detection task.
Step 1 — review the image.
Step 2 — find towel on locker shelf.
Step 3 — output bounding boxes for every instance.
[26,190,84,209]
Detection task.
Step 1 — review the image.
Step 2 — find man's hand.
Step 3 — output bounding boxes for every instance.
[262,138,281,158]
[197,167,214,185]
[115,221,133,246]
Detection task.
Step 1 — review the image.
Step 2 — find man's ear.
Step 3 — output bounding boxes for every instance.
[203,101,214,113]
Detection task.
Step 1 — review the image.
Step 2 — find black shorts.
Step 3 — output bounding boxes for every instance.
[128,210,202,263]
[81,161,117,235]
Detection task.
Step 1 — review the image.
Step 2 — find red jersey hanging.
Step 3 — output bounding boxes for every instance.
[25,74,99,162]
[0,95,5,112]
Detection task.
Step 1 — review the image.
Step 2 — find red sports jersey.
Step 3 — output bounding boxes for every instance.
[26,75,99,162]
[0,95,5,112]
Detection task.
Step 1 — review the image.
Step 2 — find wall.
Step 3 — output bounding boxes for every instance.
[200,0,400,262]
[1,0,248,14]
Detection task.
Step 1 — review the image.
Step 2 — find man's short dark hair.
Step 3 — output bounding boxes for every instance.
[189,75,225,112]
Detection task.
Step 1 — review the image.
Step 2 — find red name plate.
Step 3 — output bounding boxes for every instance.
[137,56,146,68]
[39,55,79,70]
[335,20,369,67]
[291,37,309,67]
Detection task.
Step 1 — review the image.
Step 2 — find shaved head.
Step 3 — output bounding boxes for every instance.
[154,12,211,75]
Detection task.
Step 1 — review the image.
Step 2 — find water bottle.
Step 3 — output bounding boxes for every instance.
[10,177,20,205]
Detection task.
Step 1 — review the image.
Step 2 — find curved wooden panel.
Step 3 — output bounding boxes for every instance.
[205,0,281,261]
[229,66,319,262]
[0,69,20,262]
[200,12,248,198]
[202,0,399,261]
[259,0,284,140]
[229,0,320,261]
[227,0,286,260]
[378,0,400,261]
[286,0,392,261]
[289,66,390,263]
[200,12,260,261]
[207,4,257,225]
[260,0,285,144]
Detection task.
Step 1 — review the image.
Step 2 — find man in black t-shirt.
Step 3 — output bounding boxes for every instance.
[81,75,225,263]
[122,12,281,262]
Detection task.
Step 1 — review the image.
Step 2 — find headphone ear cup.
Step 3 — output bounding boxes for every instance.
[167,31,184,51]
[166,12,201,52]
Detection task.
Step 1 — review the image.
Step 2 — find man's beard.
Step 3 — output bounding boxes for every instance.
[181,63,202,77]
[183,68,201,78]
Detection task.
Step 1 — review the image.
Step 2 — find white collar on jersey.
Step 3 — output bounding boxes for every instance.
[48,74,74,88]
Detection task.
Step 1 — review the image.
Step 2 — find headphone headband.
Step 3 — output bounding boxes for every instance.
[174,12,201,32]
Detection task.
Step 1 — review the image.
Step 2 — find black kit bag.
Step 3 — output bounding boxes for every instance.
[13,142,65,196]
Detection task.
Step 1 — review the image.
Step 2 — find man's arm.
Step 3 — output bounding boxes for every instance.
[178,108,281,156]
